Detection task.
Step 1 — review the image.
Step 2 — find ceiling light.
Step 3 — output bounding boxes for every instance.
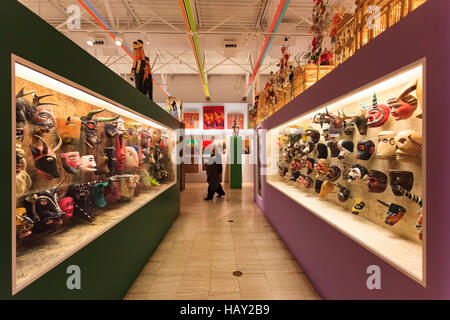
[115,37,123,46]
[86,37,94,46]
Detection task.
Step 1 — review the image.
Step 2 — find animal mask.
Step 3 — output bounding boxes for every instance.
[91,182,109,208]
[24,179,65,226]
[30,135,62,180]
[336,184,350,202]
[394,130,422,161]
[343,119,355,135]
[79,155,97,172]
[354,109,368,135]
[367,170,388,193]
[352,198,365,215]
[59,197,74,218]
[61,151,81,174]
[306,129,320,144]
[348,164,368,182]
[337,140,354,160]
[326,165,341,182]
[81,109,120,148]
[125,146,139,170]
[387,80,418,120]
[302,141,315,155]
[66,184,95,222]
[16,207,34,238]
[356,140,375,160]
[57,116,81,142]
[389,170,414,196]
[30,93,58,131]
[319,181,334,198]
[16,146,32,197]
[105,180,121,204]
[364,93,390,127]
[327,141,340,158]
[378,200,406,226]
[376,131,396,159]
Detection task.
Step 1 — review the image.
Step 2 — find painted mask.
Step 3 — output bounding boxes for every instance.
[296,174,306,187]
[16,146,32,198]
[30,135,62,180]
[352,198,365,215]
[326,165,341,182]
[16,207,34,238]
[316,143,328,159]
[343,119,355,135]
[319,181,334,198]
[354,109,368,135]
[378,200,406,226]
[61,151,81,175]
[337,140,354,160]
[306,129,320,144]
[24,179,65,226]
[376,131,396,159]
[30,93,58,130]
[81,109,120,148]
[15,88,34,142]
[364,93,391,127]
[59,197,74,218]
[394,130,422,161]
[116,136,126,172]
[314,179,324,194]
[356,140,375,160]
[290,171,301,182]
[367,170,388,193]
[304,176,314,189]
[98,154,110,174]
[132,145,145,165]
[57,116,81,143]
[389,170,414,196]
[139,169,153,189]
[306,158,316,175]
[125,146,139,170]
[141,129,153,148]
[115,174,137,199]
[348,164,368,182]
[105,147,116,173]
[322,128,330,141]
[302,141,315,155]
[327,141,340,158]
[91,182,109,208]
[315,159,330,178]
[79,155,97,172]
[336,184,350,202]
[67,184,95,222]
[387,80,418,120]
[105,179,121,204]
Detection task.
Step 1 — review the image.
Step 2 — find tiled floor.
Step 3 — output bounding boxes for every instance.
[124,183,321,300]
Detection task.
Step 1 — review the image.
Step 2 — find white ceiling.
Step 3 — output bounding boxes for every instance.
[18,0,354,102]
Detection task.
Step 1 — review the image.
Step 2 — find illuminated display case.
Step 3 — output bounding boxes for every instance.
[13,57,177,293]
[266,63,424,282]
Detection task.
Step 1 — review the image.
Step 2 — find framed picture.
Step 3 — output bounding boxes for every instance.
[227,113,244,130]
[183,112,200,129]
[203,106,224,129]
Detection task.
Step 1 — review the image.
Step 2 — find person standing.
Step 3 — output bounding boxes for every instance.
[204,147,225,200]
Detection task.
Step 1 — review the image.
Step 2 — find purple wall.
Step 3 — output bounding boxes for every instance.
[254,0,450,299]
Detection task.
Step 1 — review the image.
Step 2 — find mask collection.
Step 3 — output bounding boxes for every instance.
[277,80,423,240]
[15,87,172,239]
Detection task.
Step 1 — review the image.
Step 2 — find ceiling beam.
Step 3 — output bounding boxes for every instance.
[256,0,270,29]
[104,0,116,29]
[206,0,261,33]
[120,0,141,25]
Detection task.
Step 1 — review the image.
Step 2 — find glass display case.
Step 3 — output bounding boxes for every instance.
[266,62,424,282]
[13,58,177,293]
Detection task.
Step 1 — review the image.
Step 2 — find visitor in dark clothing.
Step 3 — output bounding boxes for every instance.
[204,148,225,200]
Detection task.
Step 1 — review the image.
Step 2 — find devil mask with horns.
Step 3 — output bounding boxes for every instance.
[81,109,119,148]
[30,135,62,180]
[16,88,34,143]
[24,179,65,227]
[363,93,391,127]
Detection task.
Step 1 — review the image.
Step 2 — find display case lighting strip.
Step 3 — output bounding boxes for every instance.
[77,0,171,98]
[15,63,169,131]
[179,0,210,99]
[243,0,291,99]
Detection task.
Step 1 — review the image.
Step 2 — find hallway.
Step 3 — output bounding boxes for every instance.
[124,183,320,300]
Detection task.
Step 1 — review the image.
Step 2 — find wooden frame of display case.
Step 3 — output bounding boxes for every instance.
[11,55,177,294]
[266,59,426,286]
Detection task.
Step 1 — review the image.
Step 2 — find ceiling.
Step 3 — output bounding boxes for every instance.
[18,0,354,101]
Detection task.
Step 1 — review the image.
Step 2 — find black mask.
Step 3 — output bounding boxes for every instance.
[356,140,376,160]
[336,183,350,202]
[354,114,368,135]
[368,170,388,193]
[326,165,341,182]
[389,170,414,196]
[317,143,328,159]
[290,171,301,182]
[327,141,340,158]
[307,130,320,144]
[67,184,96,222]
[105,147,117,173]
[314,179,323,194]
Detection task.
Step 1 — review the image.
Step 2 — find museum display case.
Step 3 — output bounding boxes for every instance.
[266,62,424,282]
[12,57,177,293]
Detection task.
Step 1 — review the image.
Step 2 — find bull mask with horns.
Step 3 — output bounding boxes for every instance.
[24,178,65,227]
[30,93,58,132]
[81,109,120,148]
[363,93,391,128]
[30,135,62,180]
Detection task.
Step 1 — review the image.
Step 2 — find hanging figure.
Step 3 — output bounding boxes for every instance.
[131,40,147,94]
[145,56,153,100]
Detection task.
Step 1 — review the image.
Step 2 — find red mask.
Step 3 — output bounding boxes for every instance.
[116,136,126,172]
[59,197,74,218]
[61,151,81,174]
[105,180,121,204]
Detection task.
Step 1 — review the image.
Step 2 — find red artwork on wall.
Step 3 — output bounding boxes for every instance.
[227,113,244,130]
[203,106,224,129]
[183,112,200,129]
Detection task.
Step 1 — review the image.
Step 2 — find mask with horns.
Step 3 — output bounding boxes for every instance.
[30,135,62,180]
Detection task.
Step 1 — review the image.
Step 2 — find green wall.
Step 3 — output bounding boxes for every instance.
[230,136,242,188]
[0,0,181,299]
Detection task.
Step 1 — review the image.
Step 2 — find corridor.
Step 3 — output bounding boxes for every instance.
[124,183,320,300]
